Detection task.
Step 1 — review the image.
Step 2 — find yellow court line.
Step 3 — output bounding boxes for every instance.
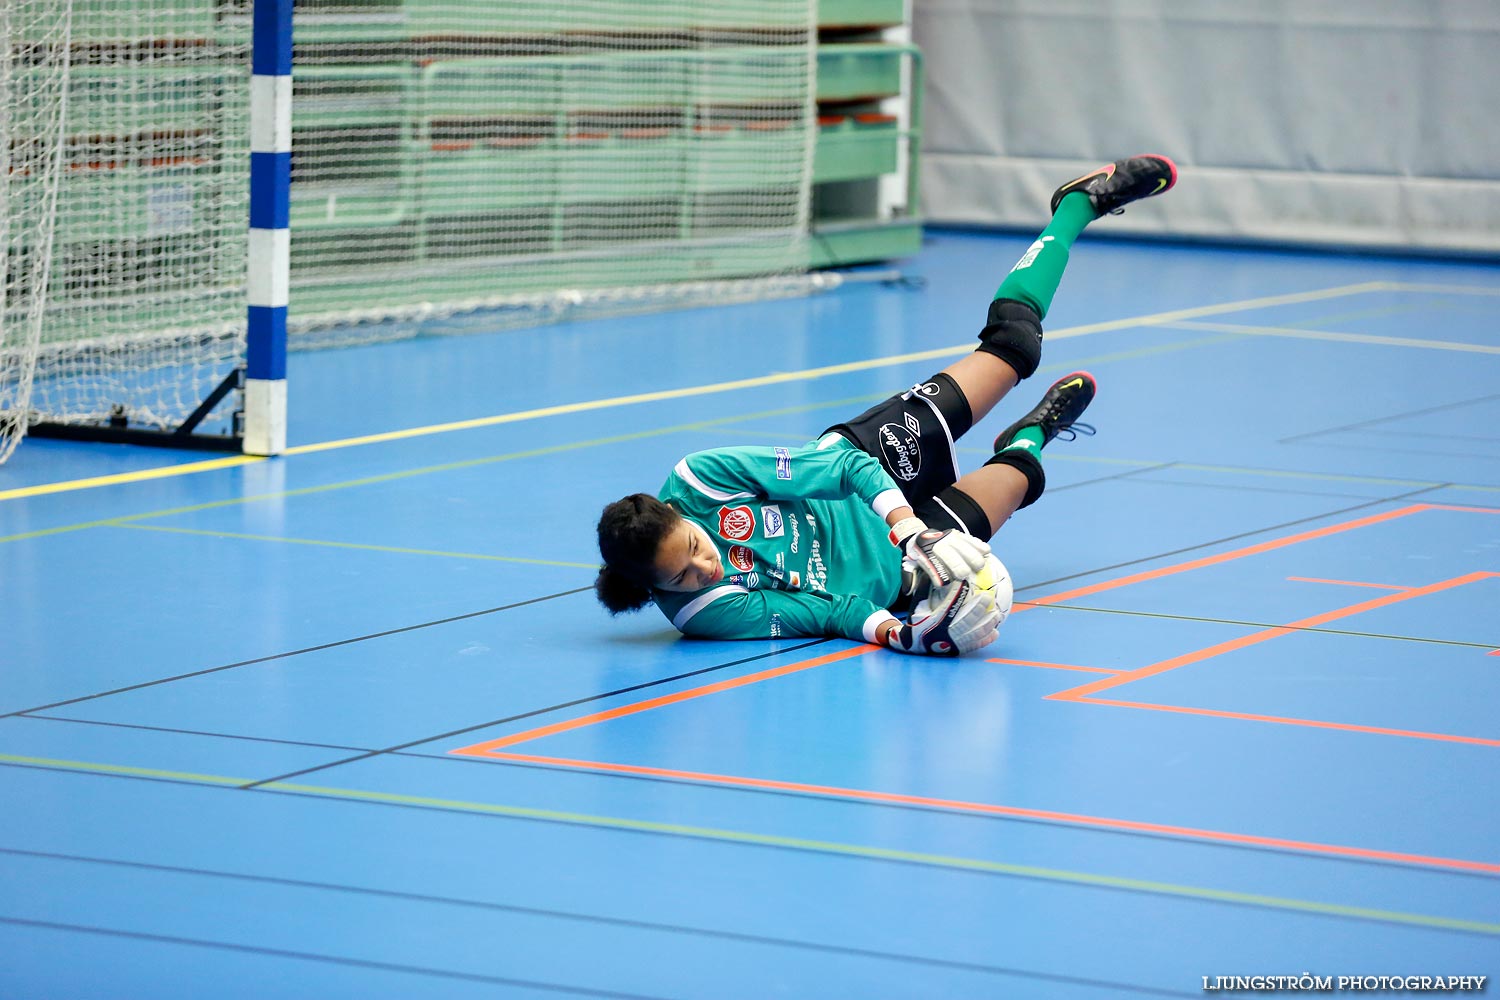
[112,523,597,569]
[0,396,875,546]
[1,282,1386,504]
[1,334,1244,546]
[0,454,264,503]
[2,752,1495,935]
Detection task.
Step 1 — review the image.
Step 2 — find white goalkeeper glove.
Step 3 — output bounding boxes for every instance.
[888,516,991,592]
[884,577,1002,657]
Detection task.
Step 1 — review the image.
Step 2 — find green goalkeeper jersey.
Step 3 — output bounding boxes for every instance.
[652,436,910,644]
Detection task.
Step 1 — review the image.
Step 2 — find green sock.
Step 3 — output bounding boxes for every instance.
[1000,425,1046,456]
[990,192,1097,320]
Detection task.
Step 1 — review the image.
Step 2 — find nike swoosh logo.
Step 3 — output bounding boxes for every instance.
[1151,178,1168,194]
[1060,377,1085,390]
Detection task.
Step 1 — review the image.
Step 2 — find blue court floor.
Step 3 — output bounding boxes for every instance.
[2,227,1498,998]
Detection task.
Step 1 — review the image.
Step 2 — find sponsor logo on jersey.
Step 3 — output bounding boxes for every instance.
[774,447,792,480]
[807,540,828,592]
[727,544,755,572]
[788,571,801,589]
[760,504,784,538]
[717,505,755,541]
[878,412,923,482]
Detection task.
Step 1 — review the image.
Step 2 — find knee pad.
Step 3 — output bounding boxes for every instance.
[984,446,1046,509]
[976,298,1043,381]
[913,485,993,538]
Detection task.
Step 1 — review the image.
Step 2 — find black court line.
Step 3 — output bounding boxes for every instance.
[1040,461,1178,492]
[4,755,1491,937]
[1109,476,1402,502]
[1279,391,1500,444]
[15,486,1447,782]
[0,916,671,999]
[18,714,374,753]
[1013,485,1447,596]
[0,847,1196,997]
[1340,429,1500,444]
[10,712,1489,881]
[0,587,594,719]
[1040,603,1500,653]
[236,639,830,789]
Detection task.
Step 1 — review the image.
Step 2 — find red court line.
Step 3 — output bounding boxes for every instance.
[480,749,1500,875]
[1014,504,1431,613]
[446,503,1498,876]
[1050,571,1498,702]
[988,658,1122,675]
[1285,576,1413,591]
[452,645,876,755]
[1079,698,1500,748]
[1424,503,1500,515]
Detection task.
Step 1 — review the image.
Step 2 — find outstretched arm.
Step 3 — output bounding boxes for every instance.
[670,580,999,657]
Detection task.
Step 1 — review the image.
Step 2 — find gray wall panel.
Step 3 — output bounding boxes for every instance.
[914,0,1500,253]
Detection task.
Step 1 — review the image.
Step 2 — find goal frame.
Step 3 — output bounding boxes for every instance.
[26,0,289,457]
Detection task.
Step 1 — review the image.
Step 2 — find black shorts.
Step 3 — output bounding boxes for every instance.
[822,373,990,536]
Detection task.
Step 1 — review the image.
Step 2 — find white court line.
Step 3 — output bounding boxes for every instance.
[1379,281,1500,297]
[278,281,1390,455]
[0,280,1393,502]
[1165,320,1500,355]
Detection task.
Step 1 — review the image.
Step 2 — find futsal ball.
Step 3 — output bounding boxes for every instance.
[973,552,1014,627]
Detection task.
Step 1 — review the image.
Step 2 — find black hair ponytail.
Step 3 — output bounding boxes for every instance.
[595,493,680,615]
[594,563,654,614]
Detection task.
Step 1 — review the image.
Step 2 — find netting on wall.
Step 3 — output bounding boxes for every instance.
[288,0,818,340]
[1,2,817,458]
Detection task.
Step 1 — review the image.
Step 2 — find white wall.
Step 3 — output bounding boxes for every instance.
[914,0,1500,254]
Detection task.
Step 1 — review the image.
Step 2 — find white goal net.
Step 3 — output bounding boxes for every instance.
[0,0,73,463]
[1,1,818,461]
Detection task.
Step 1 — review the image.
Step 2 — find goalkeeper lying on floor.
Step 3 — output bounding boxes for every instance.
[594,155,1177,657]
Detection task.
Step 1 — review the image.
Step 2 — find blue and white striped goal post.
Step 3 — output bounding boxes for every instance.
[244,0,291,455]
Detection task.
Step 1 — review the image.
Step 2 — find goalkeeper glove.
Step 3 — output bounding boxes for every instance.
[885,578,1001,657]
[888,516,991,592]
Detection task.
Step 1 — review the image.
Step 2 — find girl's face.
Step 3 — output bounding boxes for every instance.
[652,519,725,592]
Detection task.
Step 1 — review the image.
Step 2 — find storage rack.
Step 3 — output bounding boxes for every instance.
[286,0,921,298]
[47,1,922,330]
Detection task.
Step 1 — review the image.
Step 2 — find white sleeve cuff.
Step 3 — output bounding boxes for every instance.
[862,610,898,645]
[872,488,908,521]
